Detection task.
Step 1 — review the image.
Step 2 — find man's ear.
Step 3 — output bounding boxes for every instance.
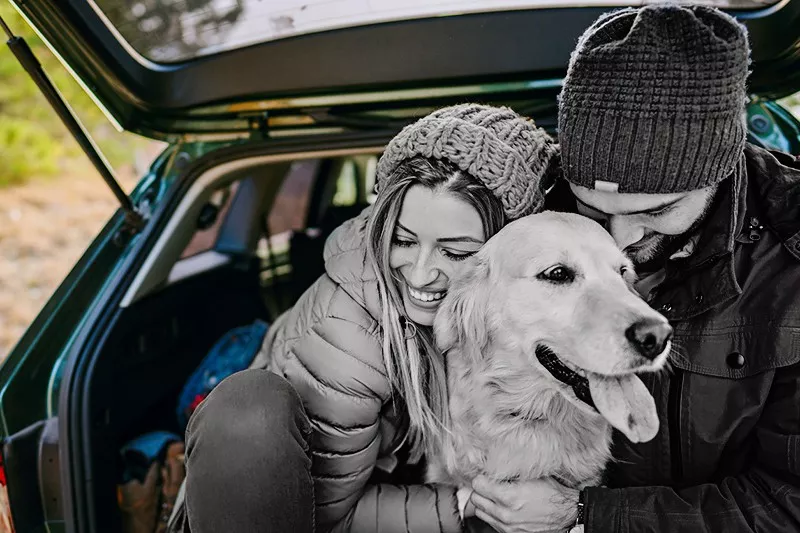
[433,255,491,362]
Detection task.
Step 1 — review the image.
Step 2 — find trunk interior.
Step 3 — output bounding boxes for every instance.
[76,150,377,531]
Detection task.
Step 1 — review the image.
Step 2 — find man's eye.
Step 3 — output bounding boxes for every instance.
[537,265,575,284]
[647,205,675,217]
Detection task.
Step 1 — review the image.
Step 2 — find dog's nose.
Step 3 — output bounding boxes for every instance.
[625,319,673,360]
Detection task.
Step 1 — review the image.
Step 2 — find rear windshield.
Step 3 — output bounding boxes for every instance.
[92,0,779,63]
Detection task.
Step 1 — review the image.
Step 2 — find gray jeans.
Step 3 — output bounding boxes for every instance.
[174,369,315,532]
[169,368,491,532]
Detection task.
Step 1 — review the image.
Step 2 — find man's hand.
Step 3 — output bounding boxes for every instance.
[469,476,580,533]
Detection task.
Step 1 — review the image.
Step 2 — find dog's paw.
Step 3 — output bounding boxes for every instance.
[568,525,585,533]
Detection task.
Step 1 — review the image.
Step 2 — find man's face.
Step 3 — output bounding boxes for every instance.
[570,183,718,270]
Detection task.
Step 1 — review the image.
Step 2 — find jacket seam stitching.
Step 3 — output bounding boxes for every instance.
[313,463,374,481]
[676,324,800,337]
[289,349,378,404]
[432,484,443,533]
[310,412,379,432]
[317,492,359,508]
[312,447,373,459]
[312,317,387,379]
[404,485,411,533]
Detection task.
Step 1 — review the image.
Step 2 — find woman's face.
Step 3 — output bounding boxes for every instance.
[389,184,485,326]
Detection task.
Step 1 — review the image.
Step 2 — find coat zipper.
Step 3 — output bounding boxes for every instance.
[668,370,685,484]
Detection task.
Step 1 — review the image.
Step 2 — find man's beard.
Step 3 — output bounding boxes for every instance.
[625,193,718,273]
[626,233,693,273]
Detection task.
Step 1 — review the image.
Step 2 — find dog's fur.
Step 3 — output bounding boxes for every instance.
[427,212,672,490]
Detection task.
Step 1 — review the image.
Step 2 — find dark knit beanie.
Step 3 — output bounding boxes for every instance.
[558,4,750,194]
[376,104,558,219]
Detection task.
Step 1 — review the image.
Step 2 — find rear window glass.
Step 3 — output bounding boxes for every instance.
[92,0,778,63]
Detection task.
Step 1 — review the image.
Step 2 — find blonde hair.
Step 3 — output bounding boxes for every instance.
[366,156,505,462]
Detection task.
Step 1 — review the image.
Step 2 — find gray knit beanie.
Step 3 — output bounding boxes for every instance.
[558,4,750,194]
[376,104,558,220]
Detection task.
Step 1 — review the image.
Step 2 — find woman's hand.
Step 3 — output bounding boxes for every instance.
[469,476,580,533]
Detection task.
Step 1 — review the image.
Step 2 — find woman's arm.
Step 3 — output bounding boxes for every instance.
[279,309,462,533]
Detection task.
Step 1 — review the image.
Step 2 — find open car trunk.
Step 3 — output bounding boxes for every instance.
[8,0,800,139]
[56,132,388,532]
[81,262,268,531]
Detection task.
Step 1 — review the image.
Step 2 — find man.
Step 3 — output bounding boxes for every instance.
[467,5,800,532]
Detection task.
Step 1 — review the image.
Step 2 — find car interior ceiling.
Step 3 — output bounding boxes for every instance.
[82,152,376,531]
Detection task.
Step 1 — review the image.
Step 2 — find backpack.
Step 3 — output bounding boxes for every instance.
[175,320,269,431]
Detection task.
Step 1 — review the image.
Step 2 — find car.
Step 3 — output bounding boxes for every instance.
[1,1,799,532]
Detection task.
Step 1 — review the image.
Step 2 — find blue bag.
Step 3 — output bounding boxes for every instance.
[176,320,269,431]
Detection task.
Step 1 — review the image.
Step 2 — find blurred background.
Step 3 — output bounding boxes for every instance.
[0,3,163,359]
[0,1,799,361]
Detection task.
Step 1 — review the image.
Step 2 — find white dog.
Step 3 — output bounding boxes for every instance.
[428,212,672,503]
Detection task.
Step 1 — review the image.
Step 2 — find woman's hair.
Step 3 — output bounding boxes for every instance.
[366,156,506,462]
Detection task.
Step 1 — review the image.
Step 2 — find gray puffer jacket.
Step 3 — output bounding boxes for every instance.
[255,208,461,533]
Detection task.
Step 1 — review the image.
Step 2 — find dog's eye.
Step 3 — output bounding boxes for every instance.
[620,265,629,277]
[538,265,575,284]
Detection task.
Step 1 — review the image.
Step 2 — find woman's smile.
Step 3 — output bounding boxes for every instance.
[406,284,447,305]
[389,184,485,326]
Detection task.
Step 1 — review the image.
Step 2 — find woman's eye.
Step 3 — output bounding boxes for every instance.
[391,237,415,248]
[538,265,575,284]
[442,249,476,262]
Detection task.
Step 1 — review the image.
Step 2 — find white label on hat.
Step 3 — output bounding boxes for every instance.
[594,180,620,193]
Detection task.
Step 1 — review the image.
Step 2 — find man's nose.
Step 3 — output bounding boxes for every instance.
[407,249,439,287]
[608,216,645,251]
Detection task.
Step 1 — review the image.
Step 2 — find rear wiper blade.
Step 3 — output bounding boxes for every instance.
[0,14,144,236]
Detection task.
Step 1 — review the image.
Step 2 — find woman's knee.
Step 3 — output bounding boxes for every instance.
[183,370,315,531]
[186,369,311,469]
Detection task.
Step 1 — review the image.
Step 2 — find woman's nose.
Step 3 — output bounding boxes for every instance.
[407,248,439,287]
[608,216,645,251]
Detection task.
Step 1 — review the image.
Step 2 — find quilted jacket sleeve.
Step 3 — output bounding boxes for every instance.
[275,286,462,533]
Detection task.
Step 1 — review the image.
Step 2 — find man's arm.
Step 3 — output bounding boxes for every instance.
[584,362,800,532]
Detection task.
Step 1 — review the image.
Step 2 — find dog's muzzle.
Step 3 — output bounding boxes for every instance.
[535,345,597,411]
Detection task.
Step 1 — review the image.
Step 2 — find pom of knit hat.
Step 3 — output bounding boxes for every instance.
[558,4,750,194]
[375,104,558,219]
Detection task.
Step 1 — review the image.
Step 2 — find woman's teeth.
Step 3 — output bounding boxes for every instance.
[408,287,446,303]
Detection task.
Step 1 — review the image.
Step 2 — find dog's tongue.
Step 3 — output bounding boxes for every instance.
[588,374,659,443]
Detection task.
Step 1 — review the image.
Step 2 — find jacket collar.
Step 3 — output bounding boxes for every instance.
[323,206,385,323]
[657,144,800,321]
[655,156,747,321]
[673,154,747,273]
[742,143,800,260]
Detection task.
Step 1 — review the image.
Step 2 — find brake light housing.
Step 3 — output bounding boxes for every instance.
[0,450,15,533]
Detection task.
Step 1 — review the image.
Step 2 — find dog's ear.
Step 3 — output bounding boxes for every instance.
[434,255,491,361]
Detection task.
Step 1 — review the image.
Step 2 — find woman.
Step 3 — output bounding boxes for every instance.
[180,104,558,533]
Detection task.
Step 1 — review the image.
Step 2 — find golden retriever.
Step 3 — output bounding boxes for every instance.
[428,212,672,493]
